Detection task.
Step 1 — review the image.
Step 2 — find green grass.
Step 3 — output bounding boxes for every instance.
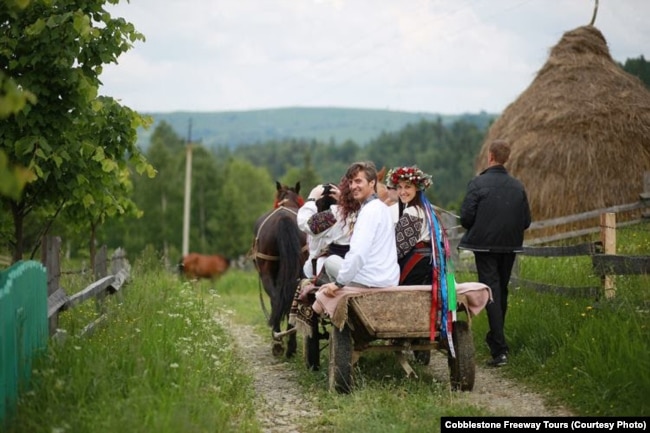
[458,222,650,416]
[5,251,260,433]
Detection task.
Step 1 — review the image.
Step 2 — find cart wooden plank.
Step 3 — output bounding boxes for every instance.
[348,291,431,337]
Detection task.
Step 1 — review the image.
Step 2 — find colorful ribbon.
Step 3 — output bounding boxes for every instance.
[420,192,456,358]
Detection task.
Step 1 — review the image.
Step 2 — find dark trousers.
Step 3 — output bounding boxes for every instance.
[474,251,516,358]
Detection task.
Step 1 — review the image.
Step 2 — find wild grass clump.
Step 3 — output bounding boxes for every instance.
[6,258,259,433]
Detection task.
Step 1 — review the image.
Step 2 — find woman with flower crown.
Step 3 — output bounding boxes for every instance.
[386,165,457,364]
[385,166,449,286]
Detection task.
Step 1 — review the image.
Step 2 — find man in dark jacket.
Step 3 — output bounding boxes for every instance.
[459,139,531,367]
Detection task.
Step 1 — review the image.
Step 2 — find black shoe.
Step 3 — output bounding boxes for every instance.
[486,353,508,367]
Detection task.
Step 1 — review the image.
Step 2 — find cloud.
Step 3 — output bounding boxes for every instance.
[100,0,650,114]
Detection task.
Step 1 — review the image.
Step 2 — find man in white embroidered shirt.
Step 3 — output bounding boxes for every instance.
[318,161,400,297]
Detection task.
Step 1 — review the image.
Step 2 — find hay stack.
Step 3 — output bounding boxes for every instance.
[478,25,650,223]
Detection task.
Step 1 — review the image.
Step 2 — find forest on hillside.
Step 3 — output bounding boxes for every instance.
[136,107,496,150]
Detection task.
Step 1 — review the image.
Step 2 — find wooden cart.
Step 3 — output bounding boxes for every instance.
[301,286,481,394]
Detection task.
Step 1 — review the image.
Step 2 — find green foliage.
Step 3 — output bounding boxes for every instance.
[0,1,37,202]
[209,158,275,258]
[363,118,484,206]
[619,55,650,88]
[107,119,278,260]
[0,0,154,260]
[224,117,485,210]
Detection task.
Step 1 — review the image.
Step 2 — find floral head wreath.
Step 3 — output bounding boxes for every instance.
[386,166,433,191]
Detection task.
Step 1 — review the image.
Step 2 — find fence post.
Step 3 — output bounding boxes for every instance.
[94,245,108,313]
[93,245,108,280]
[600,212,616,299]
[41,236,61,335]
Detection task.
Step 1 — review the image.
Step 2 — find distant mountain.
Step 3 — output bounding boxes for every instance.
[135,107,497,149]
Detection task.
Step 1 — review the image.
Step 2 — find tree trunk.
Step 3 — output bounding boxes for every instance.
[89,220,97,270]
[10,200,25,262]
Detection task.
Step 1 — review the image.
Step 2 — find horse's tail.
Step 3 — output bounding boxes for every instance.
[271,216,304,327]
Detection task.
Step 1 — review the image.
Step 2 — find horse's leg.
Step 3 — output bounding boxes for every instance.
[271,317,285,357]
[260,272,285,357]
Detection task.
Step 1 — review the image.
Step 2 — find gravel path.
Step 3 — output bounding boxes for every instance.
[217,315,573,432]
[215,314,321,433]
[425,350,574,416]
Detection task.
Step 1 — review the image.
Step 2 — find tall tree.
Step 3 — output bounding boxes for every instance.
[0,0,154,261]
[133,121,186,258]
[281,151,321,195]
[211,158,275,258]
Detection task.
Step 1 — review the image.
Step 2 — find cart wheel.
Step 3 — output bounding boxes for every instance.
[413,339,431,365]
[447,321,475,391]
[328,323,353,394]
[303,314,321,371]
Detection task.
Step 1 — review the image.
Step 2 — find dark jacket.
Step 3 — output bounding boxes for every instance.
[459,165,531,253]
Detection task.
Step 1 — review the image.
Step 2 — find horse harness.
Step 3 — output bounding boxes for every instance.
[251,203,308,263]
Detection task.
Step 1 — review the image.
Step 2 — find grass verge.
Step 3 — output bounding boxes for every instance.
[5,252,259,433]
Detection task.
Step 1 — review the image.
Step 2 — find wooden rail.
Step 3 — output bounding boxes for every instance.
[42,237,130,338]
[451,199,650,299]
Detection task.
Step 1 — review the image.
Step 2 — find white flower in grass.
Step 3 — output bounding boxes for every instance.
[170,363,179,369]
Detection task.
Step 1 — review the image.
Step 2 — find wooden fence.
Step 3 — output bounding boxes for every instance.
[43,237,130,338]
[449,193,650,300]
[0,237,129,425]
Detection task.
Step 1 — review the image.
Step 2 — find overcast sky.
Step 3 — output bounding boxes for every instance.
[99,0,650,115]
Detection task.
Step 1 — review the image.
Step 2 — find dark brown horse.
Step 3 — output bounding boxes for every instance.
[252,181,308,358]
[179,253,230,283]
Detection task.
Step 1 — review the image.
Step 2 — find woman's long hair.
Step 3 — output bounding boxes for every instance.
[337,175,360,228]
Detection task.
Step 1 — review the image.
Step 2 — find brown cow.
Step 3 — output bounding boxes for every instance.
[179,253,230,285]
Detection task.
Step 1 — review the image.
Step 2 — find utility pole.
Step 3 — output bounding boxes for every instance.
[182,119,193,257]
